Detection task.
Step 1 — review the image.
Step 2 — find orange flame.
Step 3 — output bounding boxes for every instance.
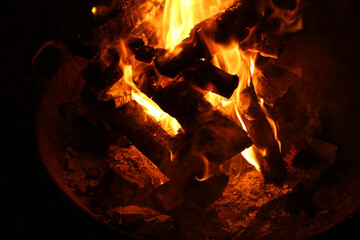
[158,0,235,51]
[106,40,181,136]
[202,41,261,171]
[195,154,211,182]
[132,92,181,135]
[91,7,97,15]
[259,97,281,152]
[241,146,261,171]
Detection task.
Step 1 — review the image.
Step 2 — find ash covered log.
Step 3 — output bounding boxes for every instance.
[239,86,286,184]
[154,0,267,77]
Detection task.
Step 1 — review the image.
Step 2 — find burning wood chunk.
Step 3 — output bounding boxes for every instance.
[154,32,210,78]
[181,60,239,98]
[81,88,174,177]
[239,87,286,184]
[152,81,252,163]
[253,59,301,105]
[137,59,239,99]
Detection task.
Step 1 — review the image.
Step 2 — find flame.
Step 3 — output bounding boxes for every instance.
[91,7,97,15]
[195,154,211,182]
[259,98,282,152]
[241,146,261,171]
[106,40,181,136]
[203,42,261,170]
[159,0,235,51]
[132,92,181,135]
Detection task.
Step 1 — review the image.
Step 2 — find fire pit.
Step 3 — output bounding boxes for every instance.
[34,0,360,239]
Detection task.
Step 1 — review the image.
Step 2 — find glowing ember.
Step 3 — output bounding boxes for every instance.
[91,7,97,15]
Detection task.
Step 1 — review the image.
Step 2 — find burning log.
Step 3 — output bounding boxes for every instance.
[82,86,173,177]
[151,81,252,164]
[126,36,239,98]
[239,87,286,183]
[154,0,267,77]
[132,77,251,209]
[181,60,239,98]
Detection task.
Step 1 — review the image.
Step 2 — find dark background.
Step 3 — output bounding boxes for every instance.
[1,0,359,239]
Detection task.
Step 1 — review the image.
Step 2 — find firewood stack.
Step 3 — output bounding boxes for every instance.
[76,0,306,210]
